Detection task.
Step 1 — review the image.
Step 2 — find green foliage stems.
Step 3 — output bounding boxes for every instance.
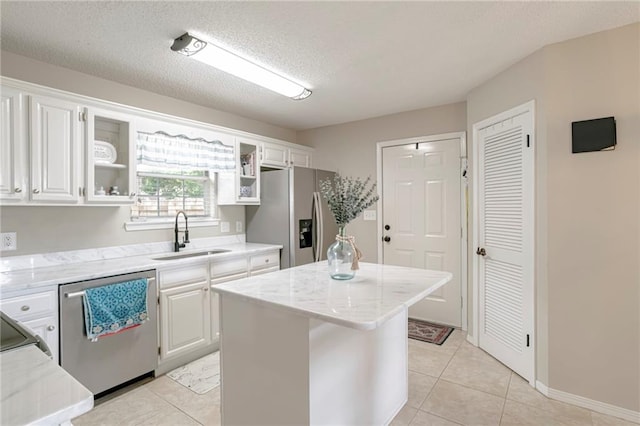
[319,174,380,227]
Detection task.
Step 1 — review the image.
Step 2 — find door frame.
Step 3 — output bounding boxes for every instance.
[470,100,536,383]
[376,131,468,331]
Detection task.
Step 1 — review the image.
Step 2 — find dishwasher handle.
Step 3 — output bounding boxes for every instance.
[64,277,156,299]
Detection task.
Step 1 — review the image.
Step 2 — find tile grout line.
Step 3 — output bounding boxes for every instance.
[498,372,513,425]
[144,378,207,425]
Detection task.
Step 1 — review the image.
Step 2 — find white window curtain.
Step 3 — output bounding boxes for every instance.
[136,131,235,171]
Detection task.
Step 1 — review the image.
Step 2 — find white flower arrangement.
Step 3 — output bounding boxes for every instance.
[319,174,380,227]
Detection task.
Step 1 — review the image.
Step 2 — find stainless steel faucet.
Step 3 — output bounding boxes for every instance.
[174,210,190,252]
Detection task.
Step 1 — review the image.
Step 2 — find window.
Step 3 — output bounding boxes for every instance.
[131,164,213,218]
[128,131,235,226]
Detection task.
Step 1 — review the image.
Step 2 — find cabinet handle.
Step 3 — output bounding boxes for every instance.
[130,192,137,197]
[265,259,269,263]
[79,187,82,196]
[203,287,209,292]
[32,189,40,194]
[47,325,55,331]
[21,305,30,311]
[82,187,86,197]
[14,187,22,193]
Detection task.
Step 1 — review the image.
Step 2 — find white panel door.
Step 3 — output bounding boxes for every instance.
[160,281,211,361]
[475,102,534,382]
[30,95,82,202]
[382,139,462,327]
[0,87,27,202]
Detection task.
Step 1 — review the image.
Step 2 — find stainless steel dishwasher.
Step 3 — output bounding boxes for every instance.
[59,270,158,396]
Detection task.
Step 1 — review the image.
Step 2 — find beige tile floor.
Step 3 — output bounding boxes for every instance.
[74,329,637,426]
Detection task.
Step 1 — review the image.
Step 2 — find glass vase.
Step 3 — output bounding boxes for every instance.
[327,226,356,280]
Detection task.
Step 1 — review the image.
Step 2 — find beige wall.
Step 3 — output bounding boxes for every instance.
[0,51,295,256]
[297,102,467,261]
[544,23,639,411]
[468,22,639,411]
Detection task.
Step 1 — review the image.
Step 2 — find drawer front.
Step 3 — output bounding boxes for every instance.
[210,271,249,286]
[250,265,280,276]
[0,290,56,320]
[158,263,208,288]
[250,251,280,270]
[210,257,248,279]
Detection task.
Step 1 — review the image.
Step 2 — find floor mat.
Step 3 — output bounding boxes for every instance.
[408,318,454,345]
[167,351,220,394]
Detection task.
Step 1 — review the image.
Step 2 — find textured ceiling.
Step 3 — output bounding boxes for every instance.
[1,1,638,130]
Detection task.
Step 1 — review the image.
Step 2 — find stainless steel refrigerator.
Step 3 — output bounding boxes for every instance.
[246,167,338,269]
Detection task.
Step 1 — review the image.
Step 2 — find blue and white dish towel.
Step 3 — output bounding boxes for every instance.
[83,278,149,341]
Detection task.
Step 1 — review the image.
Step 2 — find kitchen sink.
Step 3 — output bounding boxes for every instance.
[151,249,231,261]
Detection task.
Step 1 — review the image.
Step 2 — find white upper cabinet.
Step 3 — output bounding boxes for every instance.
[261,142,289,168]
[30,94,83,203]
[289,148,312,168]
[261,141,313,169]
[0,87,27,202]
[86,107,136,204]
[218,137,261,205]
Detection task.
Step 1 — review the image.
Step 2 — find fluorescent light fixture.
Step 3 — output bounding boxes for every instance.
[171,32,311,100]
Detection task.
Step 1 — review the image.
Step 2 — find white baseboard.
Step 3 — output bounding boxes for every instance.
[466,333,478,346]
[536,380,640,424]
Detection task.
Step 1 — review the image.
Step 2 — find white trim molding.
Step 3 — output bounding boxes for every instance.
[536,381,640,424]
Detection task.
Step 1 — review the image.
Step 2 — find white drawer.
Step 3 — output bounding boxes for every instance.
[210,271,249,285]
[250,251,280,270]
[210,257,248,279]
[250,265,280,276]
[158,263,208,288]
[0,290,56,320]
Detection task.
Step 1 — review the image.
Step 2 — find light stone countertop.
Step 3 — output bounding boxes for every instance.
[212,261,452,331]
[0,238,282,296]
[0,345,93,425]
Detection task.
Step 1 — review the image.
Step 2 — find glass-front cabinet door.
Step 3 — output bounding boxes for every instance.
[86,107,136,204]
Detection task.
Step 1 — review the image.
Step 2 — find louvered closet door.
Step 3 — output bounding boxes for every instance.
[477,105,534,382]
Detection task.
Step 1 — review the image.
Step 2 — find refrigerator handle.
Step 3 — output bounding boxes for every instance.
[311,192,318,261]
[316,192,324,261]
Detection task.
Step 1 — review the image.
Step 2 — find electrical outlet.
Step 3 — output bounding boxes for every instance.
[1,232,17,251]
[363,210,377,221]
[220,222,230,233]
[236,221,243,233]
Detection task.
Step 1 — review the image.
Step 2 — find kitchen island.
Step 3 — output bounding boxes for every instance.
[212,261,452,425]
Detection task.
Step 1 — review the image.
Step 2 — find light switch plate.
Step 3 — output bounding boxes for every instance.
[363,210,376,221]
[221,222,230,233]
[1,232,17,251]
[236,221,243,233]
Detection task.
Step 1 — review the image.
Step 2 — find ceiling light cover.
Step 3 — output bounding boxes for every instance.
[171,33,311,100]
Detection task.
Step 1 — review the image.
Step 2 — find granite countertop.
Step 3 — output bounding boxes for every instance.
[211,261,452,331]
[0,345,93,425]
[0,237,282,296]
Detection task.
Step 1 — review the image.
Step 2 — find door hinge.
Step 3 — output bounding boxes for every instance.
[526,334,530,347]
[526,134,530,148]
[158,347,161,356]
[157,296,160,305]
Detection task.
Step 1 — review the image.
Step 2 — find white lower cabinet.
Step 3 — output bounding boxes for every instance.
[0,289,59,364]
[157,250,280,370]
[159,280,211,361]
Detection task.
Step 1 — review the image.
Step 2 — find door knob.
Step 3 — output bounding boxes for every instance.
[384,224,390,231]
[383,236,391,242]
[476,247,486,256]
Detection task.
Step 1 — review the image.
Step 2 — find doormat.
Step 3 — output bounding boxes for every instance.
[408,318,454,345]
[167,351,220,394]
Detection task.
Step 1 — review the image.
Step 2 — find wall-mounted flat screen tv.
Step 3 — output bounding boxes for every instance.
[571,117,616,153]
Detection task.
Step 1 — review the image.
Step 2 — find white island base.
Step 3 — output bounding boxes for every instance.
[220,295,408,425]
